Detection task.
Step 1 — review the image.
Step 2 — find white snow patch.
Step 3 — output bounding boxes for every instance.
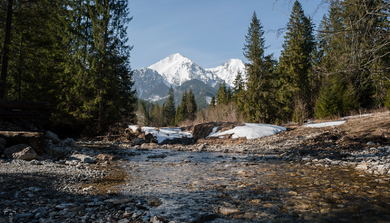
[207,123,286,140]
[205,96,212,105]
[129,123,285,143]
[147,95,167,102]
[304,120,346,128]
[128,125,139,132]
[127,125,193,144]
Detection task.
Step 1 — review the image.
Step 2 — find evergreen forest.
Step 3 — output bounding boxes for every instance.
[1,0,390,131]
[0,0,137,135]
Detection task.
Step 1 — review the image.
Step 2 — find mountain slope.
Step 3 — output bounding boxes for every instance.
[132,68,168,98]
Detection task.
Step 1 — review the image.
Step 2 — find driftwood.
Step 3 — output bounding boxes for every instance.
[0,99,50,119]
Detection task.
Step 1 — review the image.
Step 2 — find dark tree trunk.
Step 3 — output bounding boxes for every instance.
[0,0,14,99]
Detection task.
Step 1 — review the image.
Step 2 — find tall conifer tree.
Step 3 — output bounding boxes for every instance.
[243,11,277,123]
[278,0,315,123]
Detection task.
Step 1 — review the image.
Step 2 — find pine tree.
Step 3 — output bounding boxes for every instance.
[216,83,227,105]
[174,88,198,124]
[163,86,176,126]
[242,11,277,123]
[315,76,358,119]
[277,0,316,124]
[233,71,244,96]
[74,0,136,129]
[175,90,187,125]
[233,71,245,111]
[152,102,162,127]
[175,104,182,125]
[186,88,197,120]
[210,96,216,107]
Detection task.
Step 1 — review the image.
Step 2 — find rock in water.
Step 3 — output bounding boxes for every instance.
[219,207,240,215]
[96,154,115,161]
[150,215,168,223]
[356,162,369,171]
[146,196,163,207]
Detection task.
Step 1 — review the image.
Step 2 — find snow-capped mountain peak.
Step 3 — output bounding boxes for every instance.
[148,53,222,87]
[132,54,247,104]
[206,59,246,87]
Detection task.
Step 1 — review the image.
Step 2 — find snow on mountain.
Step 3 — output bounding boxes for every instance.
[206,59,246,87]
[132,53,246,103]
[205,96,212,105]
[148,53,223,87]
[131,68,168,98]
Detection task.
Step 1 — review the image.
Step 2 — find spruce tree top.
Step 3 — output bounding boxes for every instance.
[243,11,266,64]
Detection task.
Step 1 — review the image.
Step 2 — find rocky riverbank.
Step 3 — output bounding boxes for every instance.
[1,112,390,222]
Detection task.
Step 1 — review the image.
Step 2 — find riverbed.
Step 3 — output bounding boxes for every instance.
[100,147,390,222]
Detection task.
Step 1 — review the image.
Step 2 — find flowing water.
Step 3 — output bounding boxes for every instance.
[104,148,390,222]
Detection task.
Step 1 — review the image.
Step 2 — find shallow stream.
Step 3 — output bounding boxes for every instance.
[104,148,390,222]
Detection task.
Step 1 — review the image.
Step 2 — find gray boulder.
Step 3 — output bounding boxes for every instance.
[46,131,60,144]
[4,144,39,160]
[45,143,70,158]
[58,138,77,148]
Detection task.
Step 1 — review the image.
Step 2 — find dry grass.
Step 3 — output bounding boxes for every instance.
[178,102,245,127]
[312,107,389,124]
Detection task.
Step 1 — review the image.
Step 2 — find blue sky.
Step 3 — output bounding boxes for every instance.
[127,0,329,70]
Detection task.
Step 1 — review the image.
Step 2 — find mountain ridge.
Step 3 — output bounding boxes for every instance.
[132,53,246,107]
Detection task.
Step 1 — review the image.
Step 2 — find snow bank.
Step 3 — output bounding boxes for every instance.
[304,120,345,128]
[129,123,286,143]
[128,125,193,144]
[207,123,286,140]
